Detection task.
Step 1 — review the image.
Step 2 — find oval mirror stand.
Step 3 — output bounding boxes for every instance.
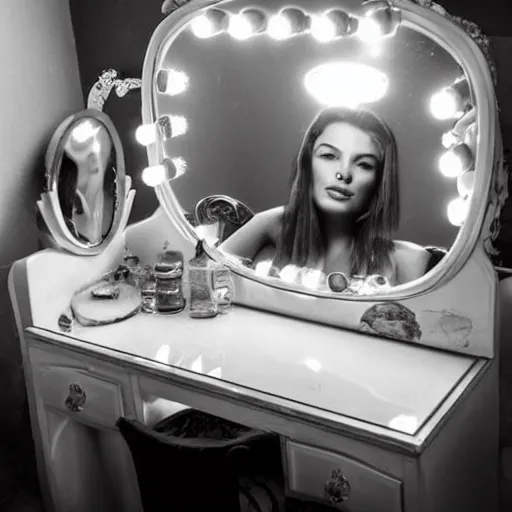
[38,69,140,256]
[38,108,135,255]
[139,0,506,355]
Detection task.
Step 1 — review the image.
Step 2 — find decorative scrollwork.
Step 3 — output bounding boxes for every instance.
[87,69,142,112]
[64,383,86,412]
[324,468,351,504]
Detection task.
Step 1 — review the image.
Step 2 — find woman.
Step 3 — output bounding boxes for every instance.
[220,106,430,287]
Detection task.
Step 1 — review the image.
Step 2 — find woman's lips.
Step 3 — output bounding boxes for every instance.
[325,186,354,201]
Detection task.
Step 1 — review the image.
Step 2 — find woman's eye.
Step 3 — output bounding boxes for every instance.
[320,153,336,161]
[358,161,375,171]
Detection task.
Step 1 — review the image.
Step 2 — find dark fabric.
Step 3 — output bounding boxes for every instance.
[117,412,281,512]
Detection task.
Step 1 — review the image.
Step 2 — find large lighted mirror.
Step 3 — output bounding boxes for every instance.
[143,0,497,298]
[38,109,134,255]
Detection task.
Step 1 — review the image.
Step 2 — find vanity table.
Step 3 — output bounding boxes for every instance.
[11,0,506,510]
[9,210,499,512]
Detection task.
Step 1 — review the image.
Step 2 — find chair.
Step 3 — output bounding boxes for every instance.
[117,409,282,512]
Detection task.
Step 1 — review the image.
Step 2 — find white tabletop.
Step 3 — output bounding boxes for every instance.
[59,305,475,436]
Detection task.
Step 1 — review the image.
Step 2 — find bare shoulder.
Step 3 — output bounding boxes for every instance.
[255,206,284,243]
[392,240,430,284]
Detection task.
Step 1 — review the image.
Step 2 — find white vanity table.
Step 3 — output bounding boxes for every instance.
[12,0,506,510]
[9,210,499,512]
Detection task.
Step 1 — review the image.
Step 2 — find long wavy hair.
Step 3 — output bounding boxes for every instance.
[273,106,400,276]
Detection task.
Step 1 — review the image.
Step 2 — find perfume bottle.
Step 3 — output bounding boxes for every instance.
[187,241,233,319]
[153,250,186,314]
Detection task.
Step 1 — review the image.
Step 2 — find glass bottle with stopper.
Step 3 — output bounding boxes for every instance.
[187,240,233,319]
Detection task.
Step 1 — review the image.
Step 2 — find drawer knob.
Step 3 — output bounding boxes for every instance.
[324,468,350,504]
[65,383,86,412]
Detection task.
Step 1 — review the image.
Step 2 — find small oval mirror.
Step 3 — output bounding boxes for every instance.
[39,109,133,255]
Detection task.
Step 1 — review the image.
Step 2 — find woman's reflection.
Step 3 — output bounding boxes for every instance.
[58,119,116,244]
[220,107,430,287]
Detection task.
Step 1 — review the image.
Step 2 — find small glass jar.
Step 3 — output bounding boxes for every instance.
[154,250,186,314]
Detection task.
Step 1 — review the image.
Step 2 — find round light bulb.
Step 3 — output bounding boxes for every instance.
[310,15,336,42]
[135,124,157,146]
[228,13,253,40]
[142,165,167,187]
[255,260,272,277]
[279,265,299,283]
[357,18,382,43]
[190,15,215,38]
[447,197,469,226]
[441,131,459,149]
[439,151,464,178]
[430,89,460,120]
[267,15,292,40]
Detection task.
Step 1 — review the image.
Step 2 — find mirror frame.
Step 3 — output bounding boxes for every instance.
[142,0,504,302]
[38,108,129,255]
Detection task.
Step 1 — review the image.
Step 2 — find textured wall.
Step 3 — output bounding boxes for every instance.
[0,0,83,501]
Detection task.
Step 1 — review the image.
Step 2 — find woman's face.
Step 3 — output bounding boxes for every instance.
[311,122,381,218]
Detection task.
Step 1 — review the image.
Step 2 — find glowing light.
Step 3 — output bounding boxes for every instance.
[303,358,322,372]
[157,115,189,139]
[310,10,352,43]
[301,269,323,289]
[447,197,470,226]
[156,69,189,96]
[439,143,473,178]
[430,89,462,120]
[194,224,219,246]
[141,157,187,187]
[304,61,388,108]
[279,265,300,283]
[190,9,228,39]
[135,124,157,146]
[71,120,100,144]
[357,18,382,43]
[142,165,167,187]
[155,345,171,364]
[228,9,267,40]
[441,131,459,149]
[255,260,272,277]
[267,8,307,40]
[208,367,222,378]
[457,170,475,197]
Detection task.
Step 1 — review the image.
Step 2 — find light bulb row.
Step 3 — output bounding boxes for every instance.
[189,0,401,44]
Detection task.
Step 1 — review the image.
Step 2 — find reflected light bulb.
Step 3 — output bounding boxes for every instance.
[190,15,215,38]
[71,120,100,144]
[156,69,189,96]
[142,165,167,187]
[255,260,272,277]
[301,269,323,289]
[357,18,382,43]
[430,89,461,120]
[447,197,469,226]
[303,358,322,372]
[228,13,253,39]
[439,151,464,178]
[190,9,228,39]
[157,115,188,139]
[279,265,299,283]
[135,124,157,146]
[310,15,336,42]
[441,131,459,149]
[267,14,293,40]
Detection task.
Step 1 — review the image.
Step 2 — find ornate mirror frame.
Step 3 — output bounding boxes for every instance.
[141,0,507,356]
[38,109,129,255]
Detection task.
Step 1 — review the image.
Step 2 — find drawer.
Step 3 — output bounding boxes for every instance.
[37,366,125,429]
[286,441,402,512]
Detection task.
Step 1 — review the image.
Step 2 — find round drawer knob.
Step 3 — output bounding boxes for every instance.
[324,468,350,504]
[65,383,86,412]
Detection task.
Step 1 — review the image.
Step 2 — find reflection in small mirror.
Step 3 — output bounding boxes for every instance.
[58,118,116,244]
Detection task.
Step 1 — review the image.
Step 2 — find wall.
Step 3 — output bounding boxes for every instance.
[0,0,83,502]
